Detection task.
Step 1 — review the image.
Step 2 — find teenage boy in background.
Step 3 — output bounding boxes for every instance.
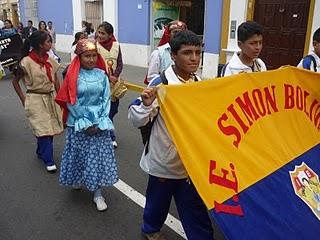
[298,27,320,72]
[222,21,266,76]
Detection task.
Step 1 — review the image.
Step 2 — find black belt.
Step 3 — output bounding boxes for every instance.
[26,90,53,94]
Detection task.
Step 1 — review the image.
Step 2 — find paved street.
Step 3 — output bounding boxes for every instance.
[0,57,224,240]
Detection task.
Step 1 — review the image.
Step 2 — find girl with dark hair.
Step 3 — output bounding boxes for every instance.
[96,21,123,148]
[84,22,94,38]
[38,21,47,32]
[4,19,14,29]
[56,39,118,211]
[70,31,87,61]
[17,22,24,36]
[12,30,64,172]
[2,19,17,37]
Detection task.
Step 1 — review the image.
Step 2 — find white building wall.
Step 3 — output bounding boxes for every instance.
[202,53,220,79]
[72,0,85,34]
[226,0,319,60]
[103,0,118,38]
[309,0,320,52]
[120,43,150,68]
[56,0,85,54]
[56,34,74,55]
[224,0,248,60]
[24,0,38,26]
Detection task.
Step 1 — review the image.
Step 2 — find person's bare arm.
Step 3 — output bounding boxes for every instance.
[54,72,60,93]
[12,69,25,107]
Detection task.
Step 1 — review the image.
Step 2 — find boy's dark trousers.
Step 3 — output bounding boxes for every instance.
[142,175,214,239]
[36,136,55,166]
[109,99,119,141]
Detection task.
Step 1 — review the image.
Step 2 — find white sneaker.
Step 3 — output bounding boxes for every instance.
[93,196,108,211]
[72,183,81,190]
[46,164,57,172]
[112,141,118,148]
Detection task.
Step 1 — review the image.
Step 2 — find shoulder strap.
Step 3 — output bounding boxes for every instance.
[254,59,262,72]
[144,71,167,155]
[160,71,168,85]
[305,55,317,72]
[192,73,199,82]
[144,109,159,155]
[221,63,229,77]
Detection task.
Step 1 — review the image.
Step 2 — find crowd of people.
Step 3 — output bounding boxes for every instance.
[6,16,320,240]
[0,19,55,41]
[0,19,59,63]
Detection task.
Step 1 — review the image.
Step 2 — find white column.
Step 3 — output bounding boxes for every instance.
[72,0,85,34]
[227,0,247,50]
[103,0,118,38]
[202,53,220,79]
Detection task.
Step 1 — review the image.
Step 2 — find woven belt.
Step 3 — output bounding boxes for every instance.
[26,89,53,94]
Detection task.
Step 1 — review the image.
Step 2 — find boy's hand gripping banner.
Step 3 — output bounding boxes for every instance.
[157,67,320,239]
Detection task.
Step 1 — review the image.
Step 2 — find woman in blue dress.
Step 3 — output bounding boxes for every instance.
[55,39,118,211]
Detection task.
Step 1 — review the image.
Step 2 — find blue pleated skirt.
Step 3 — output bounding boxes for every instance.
[59,127,118,191]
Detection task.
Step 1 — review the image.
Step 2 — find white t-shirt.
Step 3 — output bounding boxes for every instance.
[223,52,267,77]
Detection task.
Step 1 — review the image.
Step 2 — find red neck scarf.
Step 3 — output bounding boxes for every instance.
[158,26,170,47]
[98,35,117,51]
[55,54,107,123]
[158,21,187,47]
[29,49,53,82]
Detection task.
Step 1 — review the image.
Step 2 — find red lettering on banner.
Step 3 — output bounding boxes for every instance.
[309,100,319,121]
[252,89,267,116]
[209,160,238,192]
[209,160,244,216]
[217,113,242,148]
[217,86,279,148]
[214,196,244,216]
[235,92,260,126]
[284,84,295,109]
[284,84,311,113]
[284,84,320,130]
[264,86,279,114]
[314,109,320,128]
[296,86,304,110]
[228,104,249,134]
[303,91,310,117]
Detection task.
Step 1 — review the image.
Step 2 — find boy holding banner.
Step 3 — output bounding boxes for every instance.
[128,30,214,240]
[222,21,266,76]
[298,27,320,72]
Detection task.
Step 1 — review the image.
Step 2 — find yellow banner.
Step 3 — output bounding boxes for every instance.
[157,67,320,213]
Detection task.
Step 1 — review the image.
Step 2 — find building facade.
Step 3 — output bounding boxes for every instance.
[0,0,20,26]
[18,0,320,79]
[19,0,74,52]
[72,0,223,78]
[223,0,320,71]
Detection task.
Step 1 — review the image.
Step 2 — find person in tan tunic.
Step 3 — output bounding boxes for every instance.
[12,30,63,172]
[96,21,123,148]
